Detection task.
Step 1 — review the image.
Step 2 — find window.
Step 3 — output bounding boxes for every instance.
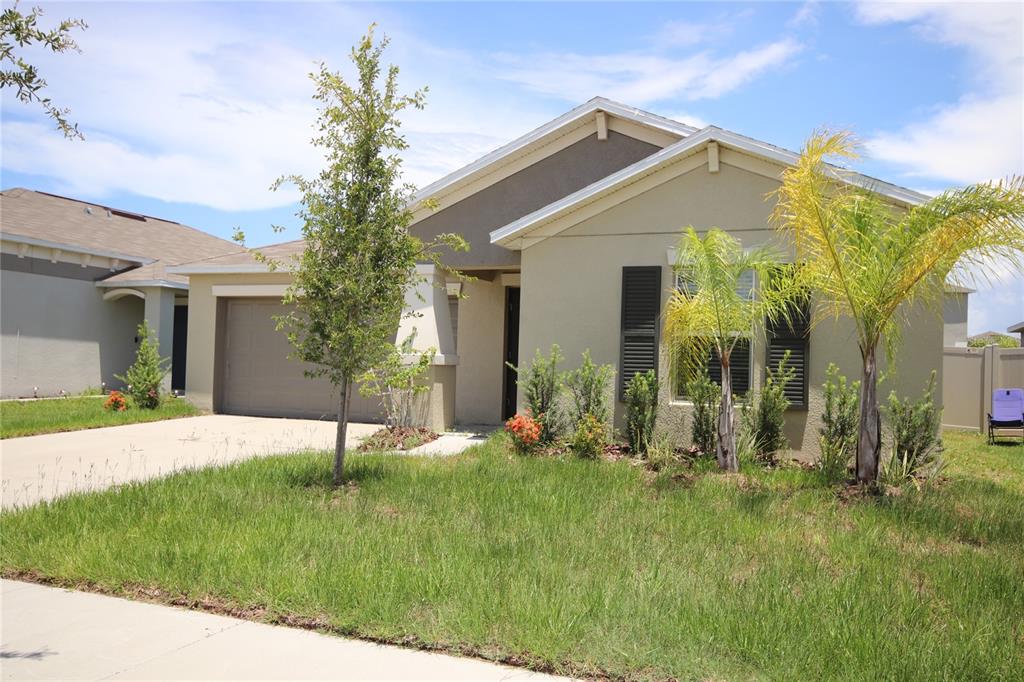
[675,339,752,397]
[767,292,810,409]
[620,266,662,397]
[672,268,754,398]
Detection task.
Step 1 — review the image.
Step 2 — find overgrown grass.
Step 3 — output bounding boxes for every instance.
[2,431,1022,679]
[0,396,200,438]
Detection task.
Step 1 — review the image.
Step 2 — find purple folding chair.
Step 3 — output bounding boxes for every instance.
[988,389,1024,444]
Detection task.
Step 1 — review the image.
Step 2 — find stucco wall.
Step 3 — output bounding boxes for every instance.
[943,292,968,347]
[453,276,507,424]
[1,267,143,397]
[518,158,944,458]
[412,131,659,269]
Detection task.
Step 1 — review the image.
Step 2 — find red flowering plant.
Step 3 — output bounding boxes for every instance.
[104,390,128,412]
[504,411,543,454]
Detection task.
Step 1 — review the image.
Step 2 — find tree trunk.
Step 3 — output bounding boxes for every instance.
[856,346,881,483]
[717,356,738,472]
[333,376,352,487]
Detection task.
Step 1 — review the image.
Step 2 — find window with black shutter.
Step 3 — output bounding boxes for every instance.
[708,339,752,396]
[672,268,754,398]
[767,293,810,409]
[620,266,662,397]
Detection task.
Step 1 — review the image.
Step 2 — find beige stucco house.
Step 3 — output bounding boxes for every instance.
[169,97,943,455]
[0,189,239,398]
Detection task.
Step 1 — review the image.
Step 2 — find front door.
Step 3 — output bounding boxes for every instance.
[502,287,521,420]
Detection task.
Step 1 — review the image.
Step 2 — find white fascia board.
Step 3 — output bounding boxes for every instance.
[490,126,931,247]
[211,284,289,297]
[410,97,696,207]
[95,279,189,290]
[165,263,271,275]
[0,233,152,265]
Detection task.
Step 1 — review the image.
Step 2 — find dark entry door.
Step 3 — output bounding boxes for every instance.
[171,305,188,392]
[502,287,521,420]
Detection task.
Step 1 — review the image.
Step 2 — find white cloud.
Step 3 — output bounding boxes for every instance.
[663,111,710,129]
[494,39,802,105]
[865,94,1023,184]
[857,1,1024,184]
[0,3,545,211]
[788,1,821,28]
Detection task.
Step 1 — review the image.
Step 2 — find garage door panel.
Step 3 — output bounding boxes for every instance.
[223,299,338,418]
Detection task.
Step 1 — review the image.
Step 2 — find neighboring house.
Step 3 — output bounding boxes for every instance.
[169,97,942,455]
[943,285,972,347]
[1008,321,1024,347]
[968,331,1021,348]
[0,189,239,398]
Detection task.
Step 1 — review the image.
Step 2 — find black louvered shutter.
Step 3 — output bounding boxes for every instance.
[767,296,810,408]
[620,267,662,397]
[708,340,751,396]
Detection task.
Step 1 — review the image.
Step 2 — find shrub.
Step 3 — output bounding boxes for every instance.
[564,350,615,424]
[511,345,564,443]
[739,350,795,463]
[103,390,127,412]
[115,323,169,410]
[818,364,859,482]
[357,333,434,429]
[646,434,677,471]
[570,413,609,459]
[505,412,542,454]
[687,372,718,457]
[883,371,943,483]
[624,369,658,456]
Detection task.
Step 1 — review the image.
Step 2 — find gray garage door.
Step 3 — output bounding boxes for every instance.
[222,299,338,418]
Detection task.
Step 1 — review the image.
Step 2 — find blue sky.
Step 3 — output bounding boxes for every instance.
[2,1,1022,333]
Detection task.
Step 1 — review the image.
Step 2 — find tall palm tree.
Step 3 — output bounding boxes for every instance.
[773,131,1024,483]
[662,228,796,472]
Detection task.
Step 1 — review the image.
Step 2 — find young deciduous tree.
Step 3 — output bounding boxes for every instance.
[662,228,796,472]
[773,131,1024,483]
[273,27,465,485]
[0,2,86,138]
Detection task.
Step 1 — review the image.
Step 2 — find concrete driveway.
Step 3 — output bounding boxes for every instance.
[0,580,566,681]
[0,415,379,509]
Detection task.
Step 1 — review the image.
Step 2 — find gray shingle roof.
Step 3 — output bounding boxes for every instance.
[0,188,239,286]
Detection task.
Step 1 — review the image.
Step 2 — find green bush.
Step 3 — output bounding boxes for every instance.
[511,345,563,443]
[645,433,677,471]
[624,369,658,456]
[564,350,615,425]
[883,371,943,483]
[687,372,718,457]
[740,351,795,463]
[115,322,169,410]
[818,364,859,482]
[569,413,609,459]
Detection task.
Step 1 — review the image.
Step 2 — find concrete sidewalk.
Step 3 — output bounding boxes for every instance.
[0,415,379,509]
[0,580,566,681]
[406,426,495,456]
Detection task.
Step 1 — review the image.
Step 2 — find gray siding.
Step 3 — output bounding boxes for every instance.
[413,130,660,268]
[1,268,143,397]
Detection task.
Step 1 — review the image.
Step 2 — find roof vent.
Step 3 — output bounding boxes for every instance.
[84,207,93,215]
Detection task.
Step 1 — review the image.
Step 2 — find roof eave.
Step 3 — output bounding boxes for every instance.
[411,97,695,208]
[0,232,154,265]
[165,264,274,275]
[95,279,189,291]
[490,126,931,248]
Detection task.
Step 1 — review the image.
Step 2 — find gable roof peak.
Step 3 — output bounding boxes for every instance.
[411,97,697,209]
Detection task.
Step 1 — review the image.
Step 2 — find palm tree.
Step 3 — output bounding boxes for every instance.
[662,228,796,472]
[773,131,1024,483]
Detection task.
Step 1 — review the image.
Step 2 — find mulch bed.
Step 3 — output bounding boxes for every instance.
[357,426,439,452]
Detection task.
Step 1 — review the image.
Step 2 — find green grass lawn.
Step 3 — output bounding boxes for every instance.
[2,430,1022,679]
[0,396,201,438]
